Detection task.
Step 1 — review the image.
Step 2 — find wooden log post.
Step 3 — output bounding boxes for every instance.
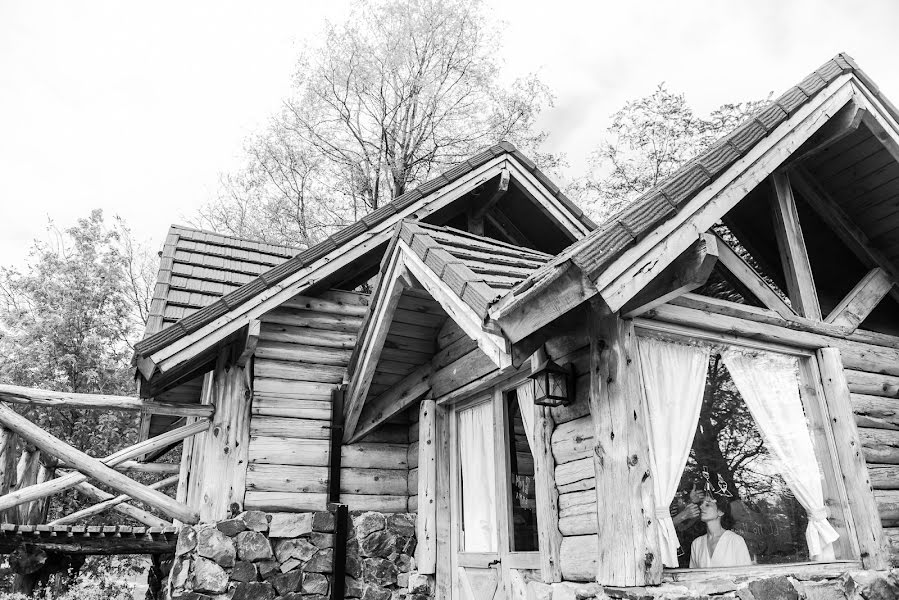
[534,405,563,582]
[587,300,661,586]
[196,352,252,521]
[435,403,451,600]
[15,446,40,525]
[416,398,437,574]
[0,428,16,523]
[816,348,888,569]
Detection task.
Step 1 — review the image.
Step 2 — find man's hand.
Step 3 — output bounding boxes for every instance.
[672,503,700,527]
[688,482,703,504]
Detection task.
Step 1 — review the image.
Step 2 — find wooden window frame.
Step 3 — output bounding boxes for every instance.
[634,320,866,580]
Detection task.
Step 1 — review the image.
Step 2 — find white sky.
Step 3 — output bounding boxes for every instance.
[2,0,899,267]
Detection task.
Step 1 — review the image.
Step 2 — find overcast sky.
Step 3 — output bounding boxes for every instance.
[2,0,899,268]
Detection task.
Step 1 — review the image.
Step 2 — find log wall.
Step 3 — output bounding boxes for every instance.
[244,290,411,513]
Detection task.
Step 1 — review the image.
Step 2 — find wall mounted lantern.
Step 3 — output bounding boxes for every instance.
[529,346,574,407]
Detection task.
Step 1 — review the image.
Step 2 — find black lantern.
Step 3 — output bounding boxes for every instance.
[528,346,574,407]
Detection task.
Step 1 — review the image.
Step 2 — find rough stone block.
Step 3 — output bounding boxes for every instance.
[271,570,303,595]
[197,527,236,568]
[408,573,431,595]
[362,557,398,587]
[346,576,365,598]
[395,554,412,573]
[397,572,409,589]
[346,552,363,578]
[527,581,553,600]
[746,576,798,600]
[387,514,415,537]
[354,512,387,538]
[269,512,314,537]
[216,518,247,537]
[274,537,318,563]
[192,558,228,595]
[235,531,274,563]
[256,559,280,580]
[176,526,197,556]
[236,510,270,533]
[552,583,577,600]
[230,561,258,583]
[313,510,336,532]
[231,581,275,600]
[310,532,335,548]
[280,558,302,573]
[361,530,395,558]
[800,580,846,600]
[170,557,191,590]
[305,548,334,573]
[362,584,392,600]
[303,572,330,595]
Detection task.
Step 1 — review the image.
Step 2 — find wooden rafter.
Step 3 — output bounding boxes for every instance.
[770,171,822,320]
[343,250,410,442]
[236,319,260,367]
[790,169,899,307]
[485,208,535,249]
[469,168,511,234]
[825,267,893,330]
[786,100,865,165]
[621,233,718,317]
[348,363,431,444]
[712,233,796,318]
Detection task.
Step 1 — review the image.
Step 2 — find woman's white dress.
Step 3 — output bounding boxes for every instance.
[689,530,752,568]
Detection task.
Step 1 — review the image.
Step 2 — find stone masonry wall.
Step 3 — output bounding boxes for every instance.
[164,510,433,600]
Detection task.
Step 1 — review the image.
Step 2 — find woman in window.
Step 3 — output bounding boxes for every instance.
[689,495,753,568]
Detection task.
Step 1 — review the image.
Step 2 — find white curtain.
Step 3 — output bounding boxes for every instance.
[638,336,710,567]
[516,380,536,450]
[458,401,498,552]
[722,350,839,559]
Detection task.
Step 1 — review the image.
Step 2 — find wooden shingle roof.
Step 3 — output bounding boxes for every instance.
[145,226,298,337]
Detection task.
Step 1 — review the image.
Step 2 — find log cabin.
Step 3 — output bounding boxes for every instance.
[3,52,899,599]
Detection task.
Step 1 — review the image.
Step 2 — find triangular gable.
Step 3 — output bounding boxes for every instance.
[343,221,551,442]
[492,53,899,343]
[133,143,593,385]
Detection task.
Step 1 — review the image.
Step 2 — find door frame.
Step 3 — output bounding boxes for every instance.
[447,375,541,600]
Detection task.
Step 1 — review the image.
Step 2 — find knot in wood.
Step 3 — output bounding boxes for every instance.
[644,552,655,569]
[627,454,639,467]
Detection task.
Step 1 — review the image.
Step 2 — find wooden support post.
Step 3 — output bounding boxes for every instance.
[0,403,198,524]
[825,268,893,331]
[713,233,796,318]
[770,172,822,320]
[0,417,206,521]
[816,348,888,569]
[196,354,252,521]
[587,300,660,586]
[27,458,56,525]
[534,405,563,582]
[434,403,451,600]
[416,398,437,575]
[15,446,40,524]
[0,428,16,523]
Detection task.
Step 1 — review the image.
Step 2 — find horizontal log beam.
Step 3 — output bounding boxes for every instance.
[0,419,206,517]
[0,526,178,555]
[0,385,213,417]
[0,403,198,524]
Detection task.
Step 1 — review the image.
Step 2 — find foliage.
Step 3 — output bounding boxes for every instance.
[0,556,138,599]
[0,210,157,524]
[572,84,771,221]
[194,0,558,248]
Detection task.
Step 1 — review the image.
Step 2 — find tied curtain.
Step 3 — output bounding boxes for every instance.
[722,350,839,560]
[458,401,498,552]
[516,380,537,450]
[638,336,711,568]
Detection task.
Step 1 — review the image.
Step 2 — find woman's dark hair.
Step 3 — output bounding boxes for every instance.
[713,495,735,530]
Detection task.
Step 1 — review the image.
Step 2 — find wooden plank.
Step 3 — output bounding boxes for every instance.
[416,399,437,575]
[435,403,451,600]
[852,394,899,430]
[770,171,821,319]
[14,447,40,525]
[0,403,198,524]
[0,419,207,517]
[621,233,718,318]
[249,417,330,440]
[237,319,260,367]
[712,234,795,318]
[254,341,352,366]
[0,385,212,418]
[251,398,331,420]
[344,250,409,442]
[258,322,357,350]
[349,362,431,444]
[586,300,660,585]
[470,168,510,222]
[816,348,887,569]
[787,100,865,164]
[826,268,893,330]
[254,359,345,384]
[248,438,409,469]
[533,405,563,582]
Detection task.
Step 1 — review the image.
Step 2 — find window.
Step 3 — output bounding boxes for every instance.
[637,331,852,571]
[506,387,538,551]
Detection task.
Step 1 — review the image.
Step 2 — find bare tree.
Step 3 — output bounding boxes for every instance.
[194,0,557,246]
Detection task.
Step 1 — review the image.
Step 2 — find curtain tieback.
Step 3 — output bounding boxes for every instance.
[655,506,674,521]
[807,508,829,522]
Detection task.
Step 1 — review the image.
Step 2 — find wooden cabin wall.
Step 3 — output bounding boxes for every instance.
[244,289,411,513]
[408,408,419,512]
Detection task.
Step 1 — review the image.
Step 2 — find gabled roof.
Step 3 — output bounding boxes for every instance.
[145,225,298,336]
[135,142,593,382]
[491,52,899,342]
[343,221,551,441]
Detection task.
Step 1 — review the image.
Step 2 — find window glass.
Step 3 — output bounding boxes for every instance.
[507,387,538,551]
[672,351,818,567]
[458,400,497,552]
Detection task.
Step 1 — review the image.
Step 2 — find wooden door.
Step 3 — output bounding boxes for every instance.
[448,382,542,600]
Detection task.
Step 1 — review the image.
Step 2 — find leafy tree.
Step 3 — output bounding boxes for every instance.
[194,0,557,247]
[572,84,771,221]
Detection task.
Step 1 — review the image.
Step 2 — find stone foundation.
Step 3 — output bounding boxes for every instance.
[164,510,433,600]
[524,570,899,600]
